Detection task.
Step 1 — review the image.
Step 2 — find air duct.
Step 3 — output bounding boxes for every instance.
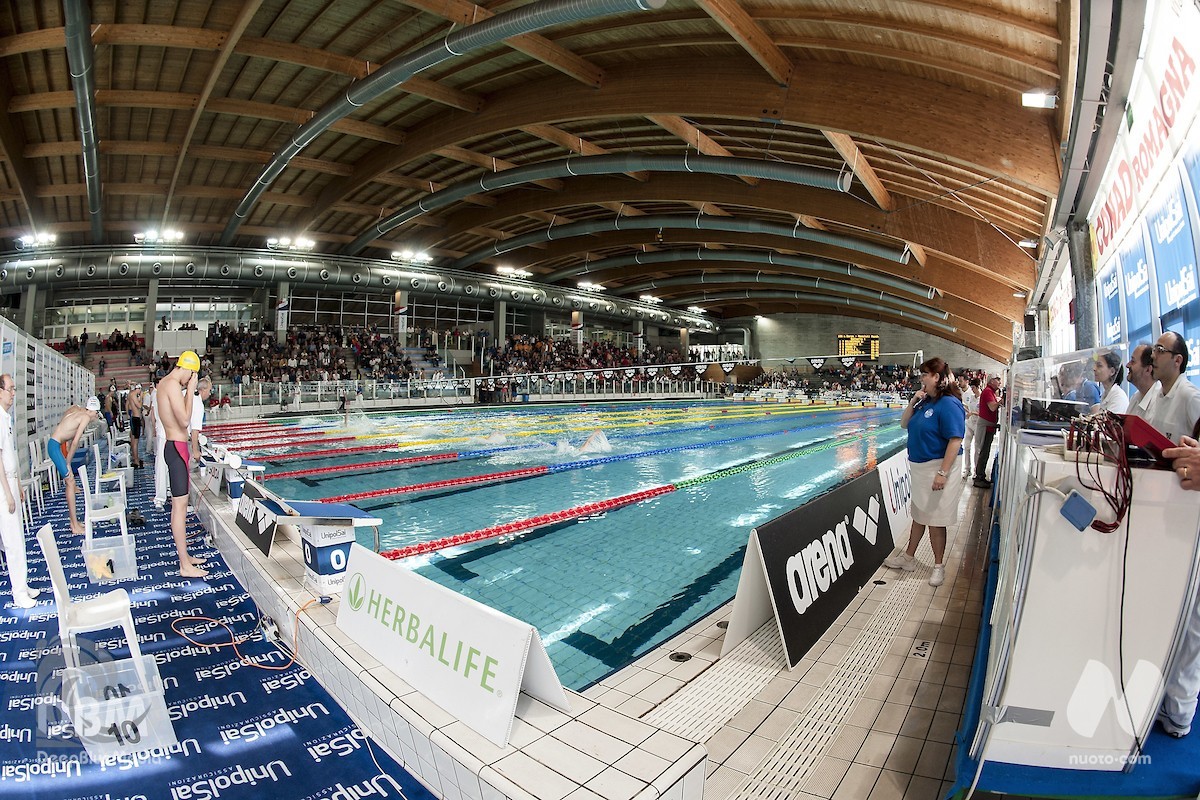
[63,0,103,241]
[346,154,852,254]
[616,271,945,319]
[454,213,909,272]
[676,291,957,334]
[572,247,935,299]
[219,0,666,246]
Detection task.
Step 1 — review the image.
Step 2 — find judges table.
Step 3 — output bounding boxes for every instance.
[982,447,1200,770]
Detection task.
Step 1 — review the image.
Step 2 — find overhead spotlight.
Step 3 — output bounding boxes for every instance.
[640,294,663,305]
[16,232,57,250]
[266,235,314,251]
[496,266,532,279]
[1018,238,1039,248]
[687,305,707,314]
[1021,91,1057,109]
[578,281,606,292]
[1013,291,1028,298]
[391,250,431,263]
[136,229,185,245]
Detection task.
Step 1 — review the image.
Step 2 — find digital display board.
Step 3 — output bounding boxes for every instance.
[837,334,880,360]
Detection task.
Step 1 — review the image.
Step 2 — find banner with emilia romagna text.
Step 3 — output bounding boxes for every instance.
[1150,172,1199,316]
[1119,232,1154,342]
[1097,262,1124,346]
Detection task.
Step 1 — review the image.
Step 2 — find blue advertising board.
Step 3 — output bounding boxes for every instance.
[1119,232,1154,342]
[1097,261,1123,346]
[1150,172,1199,315]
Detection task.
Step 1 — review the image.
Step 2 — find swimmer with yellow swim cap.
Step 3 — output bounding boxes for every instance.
[158,350,207,578]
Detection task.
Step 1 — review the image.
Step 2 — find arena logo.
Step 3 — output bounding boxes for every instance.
[1124,258,1149,298]
[168,759,292,800]
[312,773,407,800]
[95,738,201,771]
[787,506,868,615]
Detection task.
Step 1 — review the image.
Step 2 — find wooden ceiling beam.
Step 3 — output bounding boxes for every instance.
[303,57,1060,229]
[521,123,649,180]
[822,130,893,211]
[646,114,758,186]
[0,81,45,229]
[399,0,605,87]
[434,145,563,191]
[416,173,1035,291]
[692,0,792,85]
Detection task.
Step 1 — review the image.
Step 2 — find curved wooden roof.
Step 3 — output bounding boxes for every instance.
[0,0,1075,360]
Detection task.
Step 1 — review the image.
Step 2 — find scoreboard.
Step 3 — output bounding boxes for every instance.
[837,334,880,360]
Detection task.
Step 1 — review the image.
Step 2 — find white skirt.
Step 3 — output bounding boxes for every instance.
[909,457,966,527]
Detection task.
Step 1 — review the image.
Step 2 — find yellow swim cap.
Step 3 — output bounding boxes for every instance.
[177,350,201,371]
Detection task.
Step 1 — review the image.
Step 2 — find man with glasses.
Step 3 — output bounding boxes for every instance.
[1146,331,1200,442]
[1126,343,1159,419]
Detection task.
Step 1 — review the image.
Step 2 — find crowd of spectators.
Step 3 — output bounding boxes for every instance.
[747,363,988,394]
[484,334,693,376]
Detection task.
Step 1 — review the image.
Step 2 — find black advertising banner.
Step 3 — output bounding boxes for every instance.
[754,468,895,667]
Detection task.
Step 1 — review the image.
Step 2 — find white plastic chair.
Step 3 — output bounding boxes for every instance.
[105,431,131,469]
[78,464,128,543]
[90,444,127,505]
[36,524,150,692]
[19,475,43,527]
[30,439,59,494]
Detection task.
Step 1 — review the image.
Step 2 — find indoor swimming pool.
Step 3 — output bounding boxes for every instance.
[210,401,906,689]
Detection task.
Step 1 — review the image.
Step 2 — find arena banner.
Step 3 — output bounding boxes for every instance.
[1119,232,1153,342]
[337,545,569,747]
[721,460,899,667]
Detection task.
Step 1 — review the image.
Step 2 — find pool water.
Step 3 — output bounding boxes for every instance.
[241,401,906,688]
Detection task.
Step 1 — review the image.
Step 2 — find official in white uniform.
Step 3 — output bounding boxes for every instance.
[0,374,39,608]
[1146,331,1200,442]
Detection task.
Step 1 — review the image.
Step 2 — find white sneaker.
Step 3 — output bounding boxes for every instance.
[929,565,946,587]
[12,594,36,609]
[25,588,41,600]
[884,551,917,571]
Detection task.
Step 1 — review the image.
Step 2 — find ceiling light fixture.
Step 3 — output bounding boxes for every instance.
[266,236,314,251]
[16,232,57,250]
[1018,238,1039,248]
[1013,291,1028,298]
[391,250,432,263]
[687,306,707,314]
[640,294,663,304]
[136,229,185,245]
[578,281,606,292]
[1021,91,1057,109]
[496,266,532,278]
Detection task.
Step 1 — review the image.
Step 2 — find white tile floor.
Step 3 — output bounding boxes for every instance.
[203,478,992,800]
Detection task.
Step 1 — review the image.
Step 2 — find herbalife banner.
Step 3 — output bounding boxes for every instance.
[721,457,902,667]
[337,545,569,746]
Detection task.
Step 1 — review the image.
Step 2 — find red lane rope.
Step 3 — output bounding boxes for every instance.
[205,421,288,433]
[266,442,407,462]
[263,452,460,481]
[322,466,549,503]
[381,485,675,560]
[237,435,358,453]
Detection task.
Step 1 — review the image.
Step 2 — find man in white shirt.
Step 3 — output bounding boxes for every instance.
[189,377,212,464]
[1146,331,1200,442]
[958,375,980,479]
[1126,343,1159,419]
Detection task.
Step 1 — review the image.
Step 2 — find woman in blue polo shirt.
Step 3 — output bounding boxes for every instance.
[884,357,965,587]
